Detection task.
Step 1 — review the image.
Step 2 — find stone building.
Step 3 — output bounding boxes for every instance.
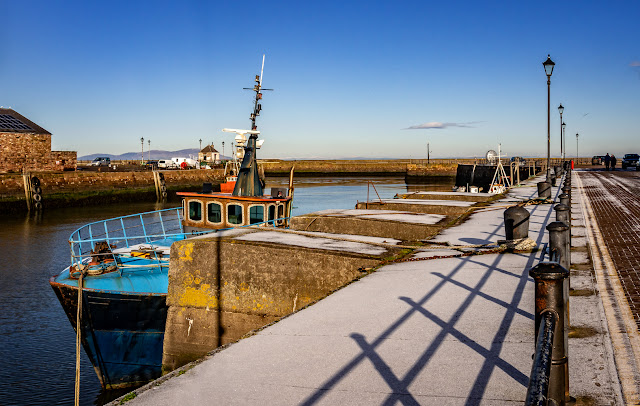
[198,144,220,164]
[0,108,76,173]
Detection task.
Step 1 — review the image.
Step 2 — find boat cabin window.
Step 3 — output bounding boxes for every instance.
[228,204,243,225]
[249,205,264,225]
[207,202,222,224]
[277,204,285,225]
[189,200,202,222]
[268,205,276,225]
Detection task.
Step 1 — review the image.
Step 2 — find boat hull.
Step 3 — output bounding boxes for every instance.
[50,281,167,389]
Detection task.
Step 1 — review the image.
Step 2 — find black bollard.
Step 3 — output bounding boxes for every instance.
[529,262,570,405]
[554,165,563,178]
[537,181,551,199]
[559,193,570,208]
[547,221,570,272]
[554,203,571,228]
[504,205,530,240]
[550,171,557,187]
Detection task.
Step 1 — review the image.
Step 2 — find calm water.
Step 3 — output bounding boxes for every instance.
[0,176,452,405]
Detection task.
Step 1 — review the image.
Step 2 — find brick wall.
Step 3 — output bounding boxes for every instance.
[0,132,77,173]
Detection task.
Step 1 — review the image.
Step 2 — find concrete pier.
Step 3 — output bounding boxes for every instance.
[116,173,625,405]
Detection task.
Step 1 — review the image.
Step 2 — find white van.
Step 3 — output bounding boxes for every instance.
[171,157,197,168]
[90,157,111,166]
[157,159,175,169]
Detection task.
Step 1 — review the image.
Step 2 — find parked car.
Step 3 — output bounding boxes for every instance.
[145,160,159,169]
[510,156,527,166]
[90,157,111,166]
[591,155,605,165]
[621,153,640,170]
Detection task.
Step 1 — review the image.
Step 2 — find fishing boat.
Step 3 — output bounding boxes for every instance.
[49,55,293,390]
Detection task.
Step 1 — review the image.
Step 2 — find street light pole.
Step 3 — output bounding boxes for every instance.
[427,141,430,165]
[576,133,579,164]
[148,140,151,160]
[543,55,555,181]
[558,104,564,160]
[140,137,144,164]
[222,141,225,160]
[561,122,567,161]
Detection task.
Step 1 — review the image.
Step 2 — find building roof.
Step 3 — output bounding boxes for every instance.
[0,108,51,135]
[200,145,219,153]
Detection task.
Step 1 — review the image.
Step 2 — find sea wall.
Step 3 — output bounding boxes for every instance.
[0,169,224,211]
[162,231,399,371]
[261,159,457,176]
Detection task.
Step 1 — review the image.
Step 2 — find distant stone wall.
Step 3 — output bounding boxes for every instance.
[0,169,224,198]
[0,132,77,173]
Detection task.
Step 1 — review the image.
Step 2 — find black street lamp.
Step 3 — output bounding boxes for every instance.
[148,139,151,160]
[140,137,144,164]
[558,104,564,160]
[562,122,566,161]
[576,133,579,163]
[543,55,555,181]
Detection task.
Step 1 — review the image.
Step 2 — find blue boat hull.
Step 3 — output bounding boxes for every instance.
[50,281,167,389]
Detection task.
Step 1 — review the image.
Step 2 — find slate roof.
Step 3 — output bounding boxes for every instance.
[200,145,219,153]
[0,108,51,135]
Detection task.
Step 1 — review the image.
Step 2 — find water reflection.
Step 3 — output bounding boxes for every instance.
[0,176,452,405]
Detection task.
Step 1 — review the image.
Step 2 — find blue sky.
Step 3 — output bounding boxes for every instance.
[1,1,639,159]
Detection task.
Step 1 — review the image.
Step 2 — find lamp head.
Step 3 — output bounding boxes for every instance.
[543,55,555,77]
[562,122,566,129]
[558,104,564,114]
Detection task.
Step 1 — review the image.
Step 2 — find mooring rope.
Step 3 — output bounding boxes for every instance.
[75,271,84,406]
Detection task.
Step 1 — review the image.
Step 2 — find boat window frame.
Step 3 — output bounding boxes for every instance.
[206,201,224,226]
[188,199,204,223]
[227,203,244,226]
[267,204,276,226]
[248,204,265,226]
[276,203,285,226]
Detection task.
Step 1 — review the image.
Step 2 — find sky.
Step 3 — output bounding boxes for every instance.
[1,1,639,160]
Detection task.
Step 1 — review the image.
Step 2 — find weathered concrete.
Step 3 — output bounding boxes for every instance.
[290,208,449,241]
[395,191,500,202]
[163,228,403,371]
[355,198,476,215]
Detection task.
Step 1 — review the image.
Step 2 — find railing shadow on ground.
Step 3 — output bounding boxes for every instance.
[300,188,557,405]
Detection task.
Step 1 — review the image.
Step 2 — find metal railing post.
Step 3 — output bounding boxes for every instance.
[547,221,570,272]
[528,262,570,405]
[554,203,571,228]
[559,193,570,208]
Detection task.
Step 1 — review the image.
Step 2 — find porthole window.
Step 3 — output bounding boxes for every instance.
[228,204,243,225]
[207,202,222,224]
[249,205,264,225]
[189,201,202,222]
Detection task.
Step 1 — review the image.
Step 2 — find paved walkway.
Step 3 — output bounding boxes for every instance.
[576,169,640,404]
[117,174,622,405]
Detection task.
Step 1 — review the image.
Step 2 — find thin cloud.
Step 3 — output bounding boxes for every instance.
[630,61,640,67]
[404,121,482,130]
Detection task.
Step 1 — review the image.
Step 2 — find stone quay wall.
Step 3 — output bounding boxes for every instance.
[261,159,457,176]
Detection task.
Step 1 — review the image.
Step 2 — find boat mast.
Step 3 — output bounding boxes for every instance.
[233,55,273,197]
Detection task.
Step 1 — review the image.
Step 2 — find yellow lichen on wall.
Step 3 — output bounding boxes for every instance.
[177,269,219,308]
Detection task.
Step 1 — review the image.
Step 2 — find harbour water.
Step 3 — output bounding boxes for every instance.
[0,176,452,405]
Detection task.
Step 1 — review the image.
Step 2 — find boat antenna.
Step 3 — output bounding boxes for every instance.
[242,54,273,131]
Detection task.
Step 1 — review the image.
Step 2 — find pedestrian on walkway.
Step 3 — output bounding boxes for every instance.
[611,154,617,171]
[604,153,610,170]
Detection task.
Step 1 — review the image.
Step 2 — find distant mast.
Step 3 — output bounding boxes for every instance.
[232,55,273,197]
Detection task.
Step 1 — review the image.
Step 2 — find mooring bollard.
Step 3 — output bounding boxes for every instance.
[537,181,551,199]
[561,185,571,196]
[559,193,570,208]
[528,262,570,405]
[554,203,570,228]
[504,206,530,240]
[554,165,563,178]
[550,171,557,187]
[547,221,570,271]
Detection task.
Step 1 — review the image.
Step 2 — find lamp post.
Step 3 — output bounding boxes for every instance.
[576,133,579,164]
[222,141,225,161]
[427,141,430,165]
[562,122,566,161]
[543,55,555,181]
[148,139,151,160]
[140,137,144,164]
[558,104,564,160]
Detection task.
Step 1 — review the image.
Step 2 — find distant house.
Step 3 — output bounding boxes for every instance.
[198,144,220,164]
[0,108,77,173]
